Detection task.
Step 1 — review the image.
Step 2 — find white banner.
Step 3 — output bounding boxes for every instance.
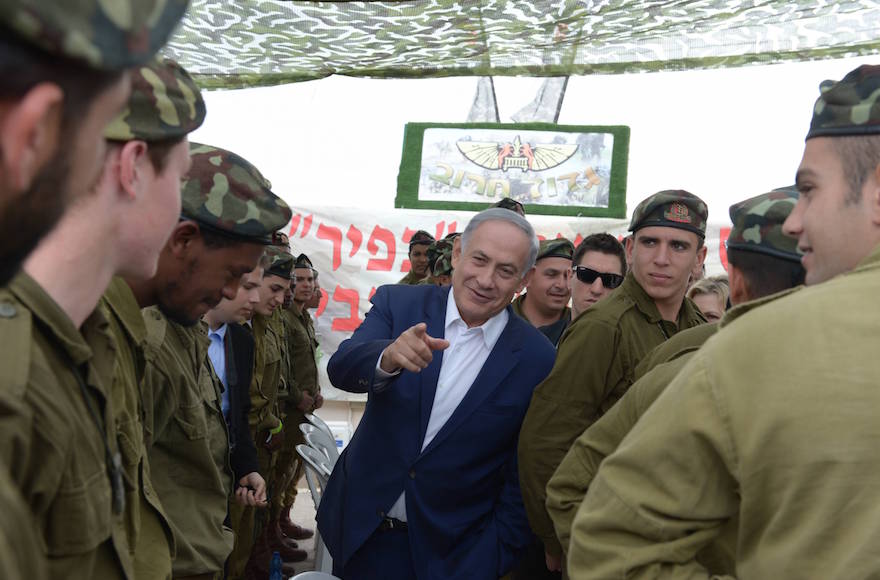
[294,205,733,401]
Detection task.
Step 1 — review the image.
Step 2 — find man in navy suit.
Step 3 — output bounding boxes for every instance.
[318,208,557,579]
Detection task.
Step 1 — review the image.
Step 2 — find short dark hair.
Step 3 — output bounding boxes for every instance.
[0,29,124,136]
[727,248,805,298]
[146,136,186,174]
[573,233,627,276]
[199,224,253,249]
[830,135,880,204]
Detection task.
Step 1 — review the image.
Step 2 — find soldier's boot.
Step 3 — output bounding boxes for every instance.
[279,506,314,540]
[243,539,298,580]
[267,519,308,562]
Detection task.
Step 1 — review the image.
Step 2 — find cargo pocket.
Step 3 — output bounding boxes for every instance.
[174,403,208,440]
[45,467,112,556]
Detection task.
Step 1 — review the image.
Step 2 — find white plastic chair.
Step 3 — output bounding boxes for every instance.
[305,428,340,468]
[299,422,317,438]
[305,412,334,438]
[292,571,341,579]
[295,444,334,574]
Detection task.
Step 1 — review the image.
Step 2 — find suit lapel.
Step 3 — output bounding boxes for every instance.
[223,327,238,388]
[417,286,450,446]
[419,309,521,458]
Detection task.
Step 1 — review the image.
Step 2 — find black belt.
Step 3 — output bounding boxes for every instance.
[378,516,408,532]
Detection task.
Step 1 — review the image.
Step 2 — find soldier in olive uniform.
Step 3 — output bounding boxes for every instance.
[398,229,435,285]
[131,143,291,580]
[0,9,192,578]
[518,190,708,572]
[547,189,804,574]
[0,0,188,285]
[569,65,880,579]
[93,57,207,580]
[512,238,574,347]
[273,253,324,545]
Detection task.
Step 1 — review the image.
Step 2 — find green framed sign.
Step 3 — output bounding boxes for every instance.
[396,122,629,217]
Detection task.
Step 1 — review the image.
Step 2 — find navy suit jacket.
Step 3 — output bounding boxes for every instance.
[317,284,556,579]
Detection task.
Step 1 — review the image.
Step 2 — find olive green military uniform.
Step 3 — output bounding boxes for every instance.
[397,270,426,285]
[275,306,320,512]
[141,308,234,577]
[518,272,706,557]
[545,323,720,557]
[568,247,880,577]
[99,278,174,579]
[0,273,130,579]
[511,293,572,347]
[0,460,47,579]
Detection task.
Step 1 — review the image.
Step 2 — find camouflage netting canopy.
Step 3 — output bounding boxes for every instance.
[164,0,880,89]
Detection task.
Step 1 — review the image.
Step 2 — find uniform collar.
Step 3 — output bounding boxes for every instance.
[623,271,703,327]
[102,276,146,347]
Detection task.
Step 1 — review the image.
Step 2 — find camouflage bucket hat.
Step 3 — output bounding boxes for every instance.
[409,230,435,248]
[727,187,802,263]
[1,0,189,70]
[427,239,453,276]
[629,189,708,238]
[104,58,205,142]
[537,237,574,261]
[264,247,294,280]
[807,65,880,139]
[181,143,292,245]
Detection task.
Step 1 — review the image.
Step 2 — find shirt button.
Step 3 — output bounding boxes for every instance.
[409,470,416,479]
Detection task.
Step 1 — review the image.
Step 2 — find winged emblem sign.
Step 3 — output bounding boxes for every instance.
[457,135,578,172]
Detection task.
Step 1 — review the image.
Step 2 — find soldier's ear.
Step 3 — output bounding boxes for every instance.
[117,140,149,200]
[0,83,64,192]
[868,162,880,226]
[167,220,200,257]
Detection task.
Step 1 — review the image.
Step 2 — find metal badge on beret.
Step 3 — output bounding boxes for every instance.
[1,0,189,70]
[629,189,709,238]
[727,187,802,262]
[104,58,205,142]
[181,142,292,244]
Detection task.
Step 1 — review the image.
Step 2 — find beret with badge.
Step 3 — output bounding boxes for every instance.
[629,189,709,238]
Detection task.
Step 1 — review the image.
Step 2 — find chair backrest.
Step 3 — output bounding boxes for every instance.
[305,427,340,468]
[299,422,317,438]
[296,443,333,479]
[292,571,342,579]
[305,412,334,438]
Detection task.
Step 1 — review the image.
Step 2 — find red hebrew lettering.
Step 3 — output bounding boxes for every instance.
[537,234,546,242]
[447,221,458,234]
[573,234,584,247]
[331,286,363,332]
[346,225,363,257]
[315,287,329,318]
[368,287,377,301]
[719,227,731,271]
[300,214,313,238]
[434,221,445,240]
[366,225,396,272]
[287,214,302,238]
[316,224,343,271]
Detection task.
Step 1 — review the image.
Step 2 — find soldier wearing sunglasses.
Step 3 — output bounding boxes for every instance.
[518,190,709,572]
[569,234,627,319]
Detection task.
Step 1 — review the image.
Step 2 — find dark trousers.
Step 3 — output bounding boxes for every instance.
[510,536,562,580]
[336,525,416,580]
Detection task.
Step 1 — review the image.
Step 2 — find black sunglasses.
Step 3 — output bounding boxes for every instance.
[572,266,624,289]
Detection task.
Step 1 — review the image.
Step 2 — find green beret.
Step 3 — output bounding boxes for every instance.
[629,190,708,238]
[409,230,435,248]
[1,0,188,71]
[104,58,205,142]
[537,237,574,261]
[294,253,313,270]
[808,65,880,139]
[427,239,454,277]
[181,143,292,245]
[264,248,293,280]
[492,198,526,216]
[727,187,802,263]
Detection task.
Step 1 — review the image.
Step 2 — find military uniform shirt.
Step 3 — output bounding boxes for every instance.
[99,277,174,580]
[569,248,880,578]
[0,272,130,579]
[518,272,705,556]
[397,270,426,285]
[141,308,234,576]
[511,293,572,347]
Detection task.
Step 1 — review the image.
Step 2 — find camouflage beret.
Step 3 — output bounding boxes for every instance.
[492,197,526,216]
[807,65,880,139]
[294,253,313,270]
[408,230,435,248]
[104,58,205,142]
[727,187,802,263]
[629,190,708,238]
[264,248,293,280]
[181,143,292,245]
[444,232,462,241]
[1,0,189,71]
[537,237,574,261]
[427,239,454,276]
[272,231,290,248]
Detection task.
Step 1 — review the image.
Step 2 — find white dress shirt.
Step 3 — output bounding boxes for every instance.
[386,289,508,521]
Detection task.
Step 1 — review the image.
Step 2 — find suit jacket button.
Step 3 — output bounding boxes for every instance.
[377,510,385,517]
[409,470,416,479]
